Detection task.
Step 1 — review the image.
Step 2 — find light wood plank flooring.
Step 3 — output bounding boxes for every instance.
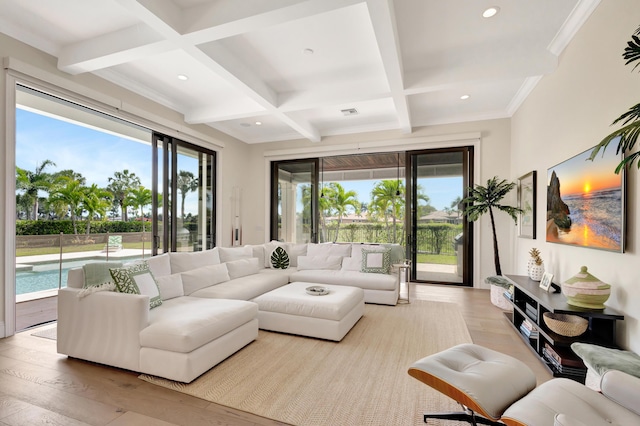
[1,284,551,425]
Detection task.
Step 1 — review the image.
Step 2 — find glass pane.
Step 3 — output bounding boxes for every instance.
[175,146,201,251]
[274,160,316,243]
[413,151,465,284]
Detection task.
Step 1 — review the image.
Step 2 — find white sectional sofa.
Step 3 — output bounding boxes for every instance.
[57,242,402,382]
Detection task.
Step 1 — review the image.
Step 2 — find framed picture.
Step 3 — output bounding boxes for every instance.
[546,143,625,252]
[539,272,554,292]
[518,171,537,239]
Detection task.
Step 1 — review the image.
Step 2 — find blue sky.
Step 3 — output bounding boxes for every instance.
[17,108,462,216]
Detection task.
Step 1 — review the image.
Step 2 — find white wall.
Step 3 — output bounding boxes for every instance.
[511,0,640,351]
[244,119,513,288]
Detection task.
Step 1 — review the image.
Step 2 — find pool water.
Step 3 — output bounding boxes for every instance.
[15,256,144,295]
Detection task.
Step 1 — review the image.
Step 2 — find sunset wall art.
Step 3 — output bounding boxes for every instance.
[547,143,625,252]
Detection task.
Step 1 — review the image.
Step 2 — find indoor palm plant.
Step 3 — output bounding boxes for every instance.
[463,176,523,277]
[589,25,640,171]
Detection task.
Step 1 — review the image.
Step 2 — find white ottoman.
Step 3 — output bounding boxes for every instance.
[253,282,365,341]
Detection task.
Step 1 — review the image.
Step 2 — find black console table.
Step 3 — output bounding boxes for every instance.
[503,275,624,383]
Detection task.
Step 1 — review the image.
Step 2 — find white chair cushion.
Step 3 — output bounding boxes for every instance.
[289,270,396,291]
[297,255,342,270]
[307,243,351,258]
[155,273,184,300]
[226,257,260,279]
[146,253,171,277]
[191,272,289,301]
[218,246,253,263]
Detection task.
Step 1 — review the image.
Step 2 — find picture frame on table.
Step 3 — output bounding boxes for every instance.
[517,171,537,239]
[540,272,554,292]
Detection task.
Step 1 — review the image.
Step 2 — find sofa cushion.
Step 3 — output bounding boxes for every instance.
[297,255,342,270]
[218,246,253,263]
[361,248,391,274]
[155,273,184,300]
[110,262,163,309]
[169,248,220,273]
[141,297,258,353]
[180,263,230,295]
[82,261,123,288]
[146,253,171,277]
[342,244,383,271]
[191,272,289,301]
[245,244,266,268]
[307,243,351,258]
[226,257,261,279]
[289,270,397,291]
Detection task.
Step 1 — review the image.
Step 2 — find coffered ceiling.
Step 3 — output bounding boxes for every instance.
[0,0,600,144]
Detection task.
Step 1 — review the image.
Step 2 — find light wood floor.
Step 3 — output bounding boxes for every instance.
[0,284,551,426]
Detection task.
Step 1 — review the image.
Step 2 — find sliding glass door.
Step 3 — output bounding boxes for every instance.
[153,133,216,253]
[407,147,473,285]
[271,159,318,243]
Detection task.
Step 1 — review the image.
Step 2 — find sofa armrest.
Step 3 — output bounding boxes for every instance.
[600,369,640,416]
[57,287,149,372]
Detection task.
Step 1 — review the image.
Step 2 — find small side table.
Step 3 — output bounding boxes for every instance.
[393,261,411,304]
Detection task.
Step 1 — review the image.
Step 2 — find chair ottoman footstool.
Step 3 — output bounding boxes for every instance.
[252,281,364,341]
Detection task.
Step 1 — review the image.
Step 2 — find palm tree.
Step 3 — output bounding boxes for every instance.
[177,170,198,220]
[15,159,56,220]
[324,183,359,242]
[589,25,640,172]
[82,184,112,234]
[369,180,405,243]
[126,186,152,232]
[463,176,522,276]
[49,177,85,235]
[107,169,141,221]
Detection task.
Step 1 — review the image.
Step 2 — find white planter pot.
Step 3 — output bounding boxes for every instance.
[528,263,544,281]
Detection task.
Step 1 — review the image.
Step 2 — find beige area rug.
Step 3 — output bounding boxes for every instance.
[31,324,57,340]
[140,301,472,425]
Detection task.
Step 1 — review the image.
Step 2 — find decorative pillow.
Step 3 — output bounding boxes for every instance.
[169,249,220,274]
[297,255,342,271]
[270,246,290,269]
[264,241,286,268]
[155,273,184,300]
[226,257,260,279]
[307,243,351,258]
[146,252,171,278]
[361,248,391,274]
[109,262,163,308]
[82,261,123,288]
[218,245,253,263]
[245,244,266,269]
[180,263,230,295]
[341,244,382,271]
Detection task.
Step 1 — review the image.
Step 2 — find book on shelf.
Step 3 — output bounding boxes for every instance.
[525,303,537,321]
[503,290,513,301]
[543,348,586,375]
[519,319,539,338]
[543,343,585,369]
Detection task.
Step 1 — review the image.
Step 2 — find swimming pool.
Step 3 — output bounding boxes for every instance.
[15,256,144,295]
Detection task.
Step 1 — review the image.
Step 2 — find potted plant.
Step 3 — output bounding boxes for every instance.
[589,25,640,171]
[463,176,523,308]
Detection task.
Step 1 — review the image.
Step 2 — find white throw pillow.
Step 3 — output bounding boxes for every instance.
[244,244,266,269]
[146,253,171,277]
[155,273,184,300]
[226,257,260,279]
[180,263,230,295]
[307,243,351,258]
[297,255,343,271]
[218,245,253,263]
[264,241,287,269]
[169,248,220,274]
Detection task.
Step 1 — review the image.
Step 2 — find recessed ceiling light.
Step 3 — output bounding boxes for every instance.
[303,48,314,55]
[460,94,470,100]
[482,7,500,18]
[177,74,189,81]
[255,121,262,126]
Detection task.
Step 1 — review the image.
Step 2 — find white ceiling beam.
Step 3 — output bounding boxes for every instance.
[365,0,411,134]
[114,0,184,37]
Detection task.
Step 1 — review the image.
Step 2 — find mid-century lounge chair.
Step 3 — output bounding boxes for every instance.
[408,343,640,425]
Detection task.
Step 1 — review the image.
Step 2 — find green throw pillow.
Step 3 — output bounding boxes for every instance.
[109,262,163,309]
[270,246,290,269]
[361,248,391,274]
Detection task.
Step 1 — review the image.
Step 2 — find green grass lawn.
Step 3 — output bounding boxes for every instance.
[416,254,457,265]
